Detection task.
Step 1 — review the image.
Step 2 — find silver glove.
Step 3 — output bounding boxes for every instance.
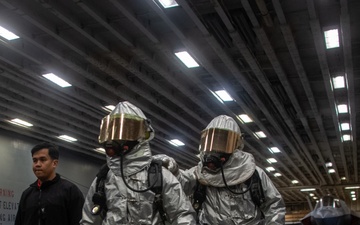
[152,154,179,176]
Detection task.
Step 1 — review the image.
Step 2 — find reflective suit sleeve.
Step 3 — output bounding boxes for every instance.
[80,178,103,225]
[161,168,197,225]
[257,167,286,224]
[177,166,198,196]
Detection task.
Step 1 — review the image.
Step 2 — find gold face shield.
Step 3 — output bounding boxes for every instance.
[199,128,242,154]
[98,113,147,144]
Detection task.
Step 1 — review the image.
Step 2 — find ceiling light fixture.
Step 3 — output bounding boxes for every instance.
[267,158,277,164]
[340,123,350,131]
[58,135,77,142]
[337,104,348,114]
[309,193,315,197]
[102,105,116,112]
[324,29,339,49]
[266,167,275,172]
[341,177,346,180]
[42,73,72,87]
[238,114,253,123]
[292,180,299,184]
[255,131,267,138]
[269,147,281,154]
[214,90,233,102]
[159,0,178,8]
[168,139,185,147]
[8,118,33,127]
[342,134,351,142]
[174,51,199,68]
[274,173,282,177]
[332,76,345,89]
[325,162,333,168]
[300,188,316,192]
[94,148,105,154]
[0,26,20,40]
[344,186,360,190]
[328,168,335,173]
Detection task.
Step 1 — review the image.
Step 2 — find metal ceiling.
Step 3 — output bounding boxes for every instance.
[0,0,359,214]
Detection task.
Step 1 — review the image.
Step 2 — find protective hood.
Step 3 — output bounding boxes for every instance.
[195,149,256,187]
[199,115,244,155]
[103,101,153,176]
[99,101,155,144]
[205,115,241,133]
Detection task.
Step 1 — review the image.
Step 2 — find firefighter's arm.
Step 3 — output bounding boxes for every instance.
[161,168,197,225]
[257,167,286,225]
[80,178,103,225]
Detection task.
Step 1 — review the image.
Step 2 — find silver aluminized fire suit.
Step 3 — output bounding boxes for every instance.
[171,115,285,225]
[81,142,196,225]
[81,101,196,225]
[178,149,285,224]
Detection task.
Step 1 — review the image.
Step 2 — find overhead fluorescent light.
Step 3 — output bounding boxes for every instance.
[0,26,20,40]
[292,180,299,184]
[102,105,116,112]
[269,147,281,153]
[324,29,339,49]
[238,114,253,123]
[58,135,77,142]
[8,118,33,127]
[267,158,277,164]
[300,188,316,192]
[351,194,356,198]
[328,168,335,173]
[352,198,357,201]
[266,167,275,172]
[332,76,345,89]
[159,0,178,8]
[274,173,282,177]
[341,177,346,180]
[325,162,332,168]
[337,104,348,113]
[344,186,360,190]
[313,196,318,199]
[42,73,72,88]
[340,123,350,131]
[309,193,315,197]
[350,191,355,194]
[169,139,185,147]
[94,147,105,154]
[255,131,266,138]
[174,51,199,68]
[215,90,233,102]
[342,134,351,142]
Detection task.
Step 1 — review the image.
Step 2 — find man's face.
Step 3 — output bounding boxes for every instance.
[32,148,58,182]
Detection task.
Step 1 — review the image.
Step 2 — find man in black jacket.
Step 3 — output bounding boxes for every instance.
[15,142,85,225]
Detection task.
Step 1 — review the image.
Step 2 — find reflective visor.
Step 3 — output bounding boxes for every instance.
[199,128,242,154]
[98,114,146,144]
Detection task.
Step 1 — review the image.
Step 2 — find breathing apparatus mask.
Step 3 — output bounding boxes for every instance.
[200,127,242,173]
